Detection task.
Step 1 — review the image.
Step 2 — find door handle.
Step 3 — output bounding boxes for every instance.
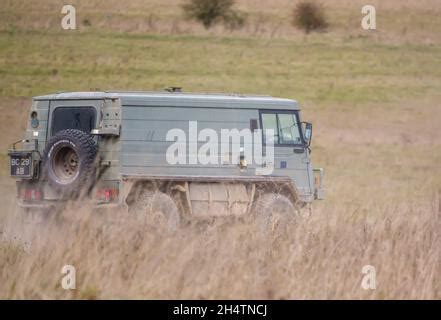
[293,148,305,154]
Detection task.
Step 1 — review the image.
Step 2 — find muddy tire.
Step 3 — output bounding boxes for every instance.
[254,193,298,236]
[130,191,181,232]
[42,129,97,196]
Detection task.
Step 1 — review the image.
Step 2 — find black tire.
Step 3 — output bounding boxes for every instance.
[42,129,97,196]
[254,193,298,236]
[130,190,181,232]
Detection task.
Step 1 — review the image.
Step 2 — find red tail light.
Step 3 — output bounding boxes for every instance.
[21,188,42,201]
[96,188,119,202]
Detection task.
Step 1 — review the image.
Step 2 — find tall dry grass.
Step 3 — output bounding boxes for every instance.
[1,192,439,299]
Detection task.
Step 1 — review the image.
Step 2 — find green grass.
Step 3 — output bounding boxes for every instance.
[0,29,440,107]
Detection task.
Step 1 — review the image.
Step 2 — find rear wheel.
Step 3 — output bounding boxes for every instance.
[129,190,181,232]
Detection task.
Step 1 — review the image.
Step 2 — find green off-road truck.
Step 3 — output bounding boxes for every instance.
[8,90,324,228]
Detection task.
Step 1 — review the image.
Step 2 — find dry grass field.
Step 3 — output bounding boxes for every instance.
[0,0,440,299]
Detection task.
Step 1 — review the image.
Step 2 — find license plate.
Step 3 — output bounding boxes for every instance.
[10,153,32,178]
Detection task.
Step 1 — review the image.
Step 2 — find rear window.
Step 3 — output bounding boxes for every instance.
[51,107,96,136]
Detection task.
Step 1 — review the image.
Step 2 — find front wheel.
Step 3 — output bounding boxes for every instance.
[254,193,298,237]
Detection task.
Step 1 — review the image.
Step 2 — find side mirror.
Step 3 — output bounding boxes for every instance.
[302,122,313,146]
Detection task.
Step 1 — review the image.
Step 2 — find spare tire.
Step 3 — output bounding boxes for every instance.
[42,129,98,196]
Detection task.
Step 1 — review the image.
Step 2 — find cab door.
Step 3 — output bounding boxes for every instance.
[259,110,313,198]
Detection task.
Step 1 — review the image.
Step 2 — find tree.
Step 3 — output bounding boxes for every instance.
[292,2,328,34]
[182,0,245,30]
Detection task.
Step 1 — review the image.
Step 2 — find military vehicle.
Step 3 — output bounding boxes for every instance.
[8,90,324,228]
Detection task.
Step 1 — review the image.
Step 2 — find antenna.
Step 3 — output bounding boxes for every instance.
[164,86,182,93]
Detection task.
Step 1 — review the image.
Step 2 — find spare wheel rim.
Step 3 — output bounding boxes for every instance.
[52,146,80,185]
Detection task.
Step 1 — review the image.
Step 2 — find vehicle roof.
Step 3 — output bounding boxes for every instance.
[33,91,300,110]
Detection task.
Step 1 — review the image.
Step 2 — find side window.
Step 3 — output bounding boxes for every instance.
[278,113,302,144]
[261,113,278,144]
[51,107,96,136]
[261,111,302,145]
